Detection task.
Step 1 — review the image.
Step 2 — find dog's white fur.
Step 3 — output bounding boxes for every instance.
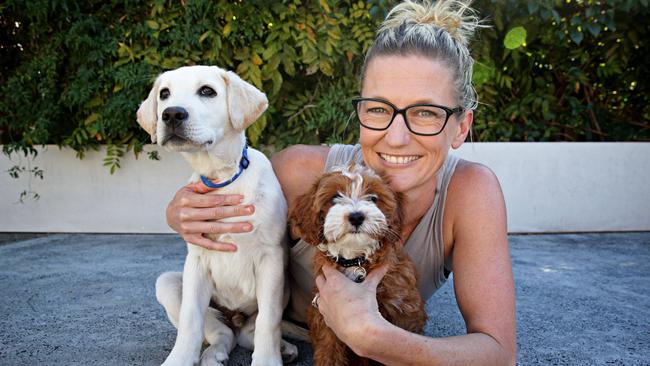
[319,165,387,262]
[137,65,296,366]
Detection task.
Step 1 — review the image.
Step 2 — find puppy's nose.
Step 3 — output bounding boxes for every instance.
[348,211,365,228]
[162,106,188,128]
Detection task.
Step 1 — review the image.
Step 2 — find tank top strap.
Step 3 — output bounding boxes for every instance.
[403,153,460,300]
[324,144,364,171]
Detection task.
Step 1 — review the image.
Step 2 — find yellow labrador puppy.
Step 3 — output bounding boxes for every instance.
[137,66,296,366]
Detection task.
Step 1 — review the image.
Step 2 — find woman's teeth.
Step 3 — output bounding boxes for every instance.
[379,153,420,164]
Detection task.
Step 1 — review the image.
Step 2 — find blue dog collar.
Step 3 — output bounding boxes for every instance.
[200,145,250,189]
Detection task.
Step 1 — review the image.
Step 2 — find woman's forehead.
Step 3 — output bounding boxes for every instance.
[362,54,455,106]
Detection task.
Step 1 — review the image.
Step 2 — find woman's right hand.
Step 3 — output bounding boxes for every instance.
[166,181,255,251]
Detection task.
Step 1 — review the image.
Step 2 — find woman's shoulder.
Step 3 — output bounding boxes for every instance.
[451,159,501,189]
[271,144,331,202]
[445,158,506,232]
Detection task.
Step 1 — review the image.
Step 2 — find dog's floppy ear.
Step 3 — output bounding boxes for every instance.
[222,70,268,131]
[136,76,161,143]
[288,182,324,246]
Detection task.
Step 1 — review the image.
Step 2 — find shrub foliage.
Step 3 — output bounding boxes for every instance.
[0,0,648,170]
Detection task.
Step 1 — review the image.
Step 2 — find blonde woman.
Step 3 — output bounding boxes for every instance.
[166,1,516,364]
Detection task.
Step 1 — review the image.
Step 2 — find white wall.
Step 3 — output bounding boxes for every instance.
[1,143,648,233]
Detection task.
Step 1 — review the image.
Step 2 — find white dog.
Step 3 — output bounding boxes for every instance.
[137,65,297,366]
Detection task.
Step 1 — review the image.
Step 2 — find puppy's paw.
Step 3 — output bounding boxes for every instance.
[280,340,298,363]
[200,345,229,366]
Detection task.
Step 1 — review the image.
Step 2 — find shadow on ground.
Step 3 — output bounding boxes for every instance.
[0,233,648,365]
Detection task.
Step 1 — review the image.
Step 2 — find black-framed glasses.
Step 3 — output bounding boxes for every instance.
[352,97,464,136]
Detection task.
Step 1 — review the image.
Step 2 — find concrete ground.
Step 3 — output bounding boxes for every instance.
[0,232,648,366]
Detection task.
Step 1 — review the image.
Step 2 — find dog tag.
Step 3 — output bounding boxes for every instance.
[352,266,367,283]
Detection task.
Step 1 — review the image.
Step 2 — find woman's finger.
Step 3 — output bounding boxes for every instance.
[180,221,253,235]
[186,181,216,194]
[179,191,244,208]
[363,265,390,289]
[315,273,326,291]
[183,205,254,221]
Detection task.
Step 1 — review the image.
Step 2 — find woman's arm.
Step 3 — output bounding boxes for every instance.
[271,144,330,228]
[314,162,516,365]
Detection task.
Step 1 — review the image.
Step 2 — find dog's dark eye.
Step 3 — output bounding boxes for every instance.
[159,88,170,100]
[198,86,217,97]
[367,195,378,203]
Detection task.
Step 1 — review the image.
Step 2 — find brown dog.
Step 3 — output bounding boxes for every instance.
[289,164,427,366]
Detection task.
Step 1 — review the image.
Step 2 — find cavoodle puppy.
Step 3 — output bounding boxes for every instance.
[289,164,427,366]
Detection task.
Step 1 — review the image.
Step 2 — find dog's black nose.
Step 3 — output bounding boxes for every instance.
[348,211,365,228]
[162,106,188,128]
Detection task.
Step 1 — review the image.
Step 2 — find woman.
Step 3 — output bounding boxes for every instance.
[166,0,515,364]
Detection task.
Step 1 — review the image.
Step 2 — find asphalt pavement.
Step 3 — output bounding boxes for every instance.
[0,232,648,365]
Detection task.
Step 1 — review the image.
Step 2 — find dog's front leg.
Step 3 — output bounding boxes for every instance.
[162,252,212,366]
[250,252,285,366]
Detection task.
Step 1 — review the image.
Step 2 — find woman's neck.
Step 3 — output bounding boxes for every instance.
[400,179,437,241]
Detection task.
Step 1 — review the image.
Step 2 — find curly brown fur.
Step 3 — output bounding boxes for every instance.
[289,164,427,366]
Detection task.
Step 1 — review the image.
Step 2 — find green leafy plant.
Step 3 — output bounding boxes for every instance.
[472,0,650,141]
[0,0,647,178]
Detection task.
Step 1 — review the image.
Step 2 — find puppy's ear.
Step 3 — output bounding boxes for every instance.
[136,76,161,143]
[288,182,324,246]
[222,70,268,131]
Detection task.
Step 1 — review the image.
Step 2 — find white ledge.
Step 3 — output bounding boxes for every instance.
[1,143,649,233]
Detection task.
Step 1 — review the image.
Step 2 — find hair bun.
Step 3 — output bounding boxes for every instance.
[380,0,484,47]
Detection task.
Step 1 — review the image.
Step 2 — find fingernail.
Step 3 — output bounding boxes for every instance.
[243,224,253,231]
[245,205,254,214]
[239,195,245,203]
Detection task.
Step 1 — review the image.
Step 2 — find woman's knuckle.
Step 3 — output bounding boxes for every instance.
[179,210,189,222]
[179,222,191,233]
[213,195,226,205]
[179,196,190,207]
[211,222,224,234]
[213,206,226,218]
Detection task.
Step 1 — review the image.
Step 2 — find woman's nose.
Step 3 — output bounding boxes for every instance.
[384,113,411,146]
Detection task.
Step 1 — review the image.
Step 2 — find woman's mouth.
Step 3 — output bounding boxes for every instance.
[379,153,421,165]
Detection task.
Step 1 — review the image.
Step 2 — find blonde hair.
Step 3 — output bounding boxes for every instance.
[361,0,487,111]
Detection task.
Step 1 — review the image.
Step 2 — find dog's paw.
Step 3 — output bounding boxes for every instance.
[251,349,283,366]
[280,340,299,363]
[200,345,229,366]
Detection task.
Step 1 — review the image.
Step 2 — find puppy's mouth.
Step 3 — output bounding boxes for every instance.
[160,131,211,150]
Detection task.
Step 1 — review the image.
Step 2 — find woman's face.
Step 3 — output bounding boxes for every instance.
[359,54,472,195]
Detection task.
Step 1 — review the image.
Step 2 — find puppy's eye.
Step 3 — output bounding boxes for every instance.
[198,86,217,97]
[159,88,170,100]
[367,195,378,203]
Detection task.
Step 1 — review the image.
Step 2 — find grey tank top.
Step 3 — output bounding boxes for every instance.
[286,144,460,324]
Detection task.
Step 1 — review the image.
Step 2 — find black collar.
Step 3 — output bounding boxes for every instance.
[334,256,367,268]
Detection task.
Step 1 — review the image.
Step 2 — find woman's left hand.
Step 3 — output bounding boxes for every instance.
[314,264,390,351]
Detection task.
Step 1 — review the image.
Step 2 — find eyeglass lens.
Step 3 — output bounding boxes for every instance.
[355,99,448,135]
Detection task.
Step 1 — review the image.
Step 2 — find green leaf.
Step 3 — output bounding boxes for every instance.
[504,27,527,50]
[473,62,493,86]
[586,23,601,37]
[146,20,159,30]
[570,29,583,45]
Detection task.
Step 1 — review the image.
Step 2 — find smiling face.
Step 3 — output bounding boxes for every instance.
[359,54,472,196]
[154,66,230,152]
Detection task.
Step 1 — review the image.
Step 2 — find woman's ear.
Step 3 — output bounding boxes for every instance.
[451,110,473,149]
